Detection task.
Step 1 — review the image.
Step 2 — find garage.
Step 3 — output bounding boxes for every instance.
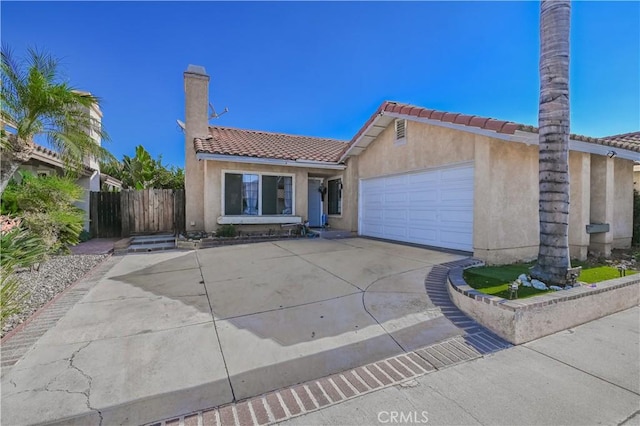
[359,163,474,252]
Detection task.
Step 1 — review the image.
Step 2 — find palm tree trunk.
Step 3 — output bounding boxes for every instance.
[530,0,571,286]
[0,157,22,195]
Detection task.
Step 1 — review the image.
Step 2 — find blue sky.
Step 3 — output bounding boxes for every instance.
[2,1,639,168]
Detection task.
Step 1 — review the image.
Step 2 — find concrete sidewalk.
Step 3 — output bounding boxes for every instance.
[282,307,640,426]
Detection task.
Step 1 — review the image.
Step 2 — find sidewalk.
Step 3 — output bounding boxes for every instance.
[281,306,640,426]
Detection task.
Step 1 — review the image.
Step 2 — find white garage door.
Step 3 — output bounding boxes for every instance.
[359,164,474,252]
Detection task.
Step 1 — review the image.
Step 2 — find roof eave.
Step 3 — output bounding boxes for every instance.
[195,152,347,170]
[343,107,640,162]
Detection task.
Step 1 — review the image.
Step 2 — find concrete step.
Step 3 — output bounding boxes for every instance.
[130,234,175,245]
[128,242,175,253]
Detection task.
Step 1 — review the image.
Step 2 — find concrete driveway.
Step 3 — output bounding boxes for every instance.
[1,238,467,425]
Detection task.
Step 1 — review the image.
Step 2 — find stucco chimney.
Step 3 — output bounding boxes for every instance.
[184,65,210,231]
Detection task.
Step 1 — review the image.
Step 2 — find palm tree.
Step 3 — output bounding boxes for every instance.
[530,0,571,286]
[0,45,113,194]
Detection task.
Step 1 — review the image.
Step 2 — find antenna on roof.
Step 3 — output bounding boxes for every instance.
[209,102,229,120]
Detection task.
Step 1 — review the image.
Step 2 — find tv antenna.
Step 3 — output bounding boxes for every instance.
[209,102,229,119]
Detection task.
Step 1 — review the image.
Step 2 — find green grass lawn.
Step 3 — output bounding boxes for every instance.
[463,262,634,299]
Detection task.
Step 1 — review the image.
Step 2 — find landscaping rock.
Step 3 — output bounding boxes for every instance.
[531,279,548,290]
[550,285,563,291]
[1,254,108,338]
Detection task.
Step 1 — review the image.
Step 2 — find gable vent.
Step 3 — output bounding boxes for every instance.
[395,119,406,141]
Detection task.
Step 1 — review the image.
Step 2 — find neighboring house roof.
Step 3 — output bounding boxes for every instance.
[600,131,640,152]
[340,101,640,161]
[100,173,122,189]
[194,126,348,163]
[30,144,94,175]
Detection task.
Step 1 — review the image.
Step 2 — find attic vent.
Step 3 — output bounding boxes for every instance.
[395,119,407,145]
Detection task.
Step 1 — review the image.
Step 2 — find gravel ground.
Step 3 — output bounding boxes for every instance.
[1,254,108,338]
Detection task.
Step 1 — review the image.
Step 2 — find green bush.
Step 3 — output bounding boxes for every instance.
[1,265,28,327]
[0,224,47,268]
[0,224,47,327]
[1,173,85,252]
[217,224,237,238]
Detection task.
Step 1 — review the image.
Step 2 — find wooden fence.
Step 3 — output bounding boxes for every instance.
[90,189,185,238]
[89,192,121,238]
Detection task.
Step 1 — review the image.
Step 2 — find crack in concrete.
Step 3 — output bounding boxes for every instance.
[619,409,640,425]
[423,381,484,425]
[195,250,236,402]
[68,341,104,425]
[9,378,17,388]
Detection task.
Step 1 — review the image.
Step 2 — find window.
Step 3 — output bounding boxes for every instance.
[224,172,293,216]
[328,178,342,215]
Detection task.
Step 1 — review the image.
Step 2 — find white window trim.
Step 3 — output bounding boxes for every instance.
[327,175,343,218]
[220,169,296,218]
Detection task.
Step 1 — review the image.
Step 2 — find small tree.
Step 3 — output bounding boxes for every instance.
[102,144,184,190]
[1,45,113,195]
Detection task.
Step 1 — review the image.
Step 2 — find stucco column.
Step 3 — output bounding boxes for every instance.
[589,154,614,256]
[184,65,210,231]
[568,152,590,260]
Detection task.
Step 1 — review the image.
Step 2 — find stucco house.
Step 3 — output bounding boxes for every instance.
[183,65,639,264]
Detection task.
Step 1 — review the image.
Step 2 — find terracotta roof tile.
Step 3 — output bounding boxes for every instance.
[468,116,490,128]
[430,111,445,120]
[442,113,459,123]
[454,114,473,126]
[343,101,640,158]
[600,131,640,152]
[194,126,348,163]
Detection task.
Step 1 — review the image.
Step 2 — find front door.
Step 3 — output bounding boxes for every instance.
[307,179,322,227]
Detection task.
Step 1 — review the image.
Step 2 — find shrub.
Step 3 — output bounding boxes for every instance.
[0,265,28,327]
[1,173,85,253]
[0,222,47,327]
[0,220,47,268]
[217,224,237,238]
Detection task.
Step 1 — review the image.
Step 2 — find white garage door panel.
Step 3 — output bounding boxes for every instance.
[360,164,474,252]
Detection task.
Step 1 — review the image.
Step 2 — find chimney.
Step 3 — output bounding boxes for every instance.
[184,65,210,231]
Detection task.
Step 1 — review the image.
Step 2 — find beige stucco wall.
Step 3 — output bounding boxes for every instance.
[356,121,476,180]
[203,160,344,233]
[326,156,358,232]
[474,139,540,264]
[569,152,591,260]
[613,158,634,248]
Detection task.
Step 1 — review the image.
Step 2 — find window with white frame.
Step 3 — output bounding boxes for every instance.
[224,172,293,216]
[327,178,342,215]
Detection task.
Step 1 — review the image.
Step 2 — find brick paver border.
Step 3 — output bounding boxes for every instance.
[0,256,119,371]
[148,258,512,426]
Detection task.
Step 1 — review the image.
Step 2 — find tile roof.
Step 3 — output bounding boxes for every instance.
[348,101,640,154]
[194,126,348,163]
[600,131,640,152]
